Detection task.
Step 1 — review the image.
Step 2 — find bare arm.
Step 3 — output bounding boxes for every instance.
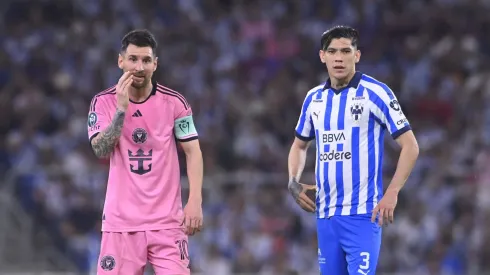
[288,137,312,183]
[288,137,315,212]
[179,139,204,235]
[90,109,126,158]
[386,130,419,194]
[180,139,203,203]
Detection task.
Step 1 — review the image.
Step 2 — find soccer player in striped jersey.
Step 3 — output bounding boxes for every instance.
[87,29,203,275]
[288,26,419,275]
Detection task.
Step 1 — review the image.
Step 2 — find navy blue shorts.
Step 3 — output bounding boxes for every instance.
[317,214,382,275]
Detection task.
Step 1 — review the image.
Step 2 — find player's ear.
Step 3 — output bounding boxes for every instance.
[319,50,326,64]
[118,53,124,69]
[355,50,361,63]
[153,56,158,72]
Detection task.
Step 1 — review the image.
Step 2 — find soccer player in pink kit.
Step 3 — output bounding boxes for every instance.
[87,29,203,275]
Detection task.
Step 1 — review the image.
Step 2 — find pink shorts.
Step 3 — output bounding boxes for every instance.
[97,229,190,275]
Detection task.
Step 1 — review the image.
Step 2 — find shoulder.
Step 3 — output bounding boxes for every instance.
[93,85,117,99]
[89,85,116,110]
[302,84,325,103]
[306,84,325,97]
[359,74,394,99]
[154,83,190,110]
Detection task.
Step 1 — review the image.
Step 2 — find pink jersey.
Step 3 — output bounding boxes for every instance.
[87,82,198,232]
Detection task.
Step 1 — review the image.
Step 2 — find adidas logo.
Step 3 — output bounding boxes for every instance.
[132,110,143,117]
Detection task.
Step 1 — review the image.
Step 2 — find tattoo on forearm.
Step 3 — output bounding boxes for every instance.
[288,177,303,201]
[92,110,125,158]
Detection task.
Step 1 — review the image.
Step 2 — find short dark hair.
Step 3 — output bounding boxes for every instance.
[320,26,359,50]
[120,29,158,55]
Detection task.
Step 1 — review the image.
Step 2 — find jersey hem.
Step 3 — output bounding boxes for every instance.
[101,225,184,232]
[391,125,412,140]
[317,209,370,219]
[295,131,315,141]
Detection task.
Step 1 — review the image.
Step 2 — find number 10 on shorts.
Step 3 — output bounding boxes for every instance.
[175,239,189,261]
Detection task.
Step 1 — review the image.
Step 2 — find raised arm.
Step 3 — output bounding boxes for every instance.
[88,72,132,158]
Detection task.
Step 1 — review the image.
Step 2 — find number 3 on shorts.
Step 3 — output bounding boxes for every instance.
[175,239,189,261]
[358,252,370,274]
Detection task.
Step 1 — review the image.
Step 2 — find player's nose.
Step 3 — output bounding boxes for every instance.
[134,61,144,71]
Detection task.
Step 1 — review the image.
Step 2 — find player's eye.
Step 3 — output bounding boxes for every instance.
[327,50,336,54]
[342,49,351,54]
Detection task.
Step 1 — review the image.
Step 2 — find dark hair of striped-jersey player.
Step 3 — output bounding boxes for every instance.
[118,29,158,90]
[319,26,361,89]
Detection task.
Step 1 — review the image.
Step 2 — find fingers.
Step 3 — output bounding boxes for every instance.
[305,185,316,191]
[300,193,316,210]
[371,205,379,223]
[375,207,394,226]
[119,76,133,94]
[380,208,392,226]
[192,218,200,233]
[388,208,394,224]
[183,216,203,236]
[298,194,315,213]
[185,216,192,235]
[379,208,386,226]
[117,71,132,86]
[196,218,203,232]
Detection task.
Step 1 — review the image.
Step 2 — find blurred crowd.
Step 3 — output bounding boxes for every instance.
[2,0,490,274]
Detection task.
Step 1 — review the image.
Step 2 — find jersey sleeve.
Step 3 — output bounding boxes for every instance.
[87,96,110,142]
[295,92,316,141]
[368,87,411,139]
[173,97,198,142]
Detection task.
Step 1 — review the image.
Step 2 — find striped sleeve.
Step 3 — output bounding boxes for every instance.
[156,84,198,142]
[362,77,411,139]
[295,91,316,141]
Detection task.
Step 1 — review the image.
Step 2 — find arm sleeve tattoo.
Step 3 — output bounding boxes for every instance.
[91,110,125,158]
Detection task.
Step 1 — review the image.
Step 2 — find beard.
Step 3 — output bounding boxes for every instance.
[131,74,149,89]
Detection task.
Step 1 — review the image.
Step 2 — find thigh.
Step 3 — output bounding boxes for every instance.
[97,232,147,275]
[146,228,190,275]
[317,218,348,275]
[336,214,382,275]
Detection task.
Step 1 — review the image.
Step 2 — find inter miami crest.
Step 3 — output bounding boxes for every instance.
[100,255,115,271]
[132,128,148,144]
[350,102,364,122]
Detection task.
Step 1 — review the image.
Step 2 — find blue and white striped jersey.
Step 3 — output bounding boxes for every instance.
[295,72,411,218]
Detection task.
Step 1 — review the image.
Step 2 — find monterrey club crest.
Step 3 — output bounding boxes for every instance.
[350,102,364,122]
[389,99,400,111]
[100,255,115,271]
[132,128,148,144]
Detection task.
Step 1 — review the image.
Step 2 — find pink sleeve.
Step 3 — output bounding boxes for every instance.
[87,96,110,142]
[173,94,192,119]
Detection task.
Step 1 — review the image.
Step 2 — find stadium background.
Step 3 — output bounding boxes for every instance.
[1,0,490,274]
